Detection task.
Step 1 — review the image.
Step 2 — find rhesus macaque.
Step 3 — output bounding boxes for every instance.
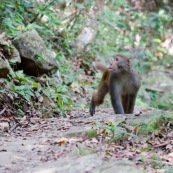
[90,55,141,115]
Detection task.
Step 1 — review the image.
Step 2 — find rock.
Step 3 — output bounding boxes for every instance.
[0,58,10,78]
[94,159,141,173]
[12,30,58,76]
[0,38,20,74]
[0,36,21,66]
[0,122,9,133]
[28,154,141,173]
[77,27,96,51]
[9,46,21,64]
[52,71,62,84]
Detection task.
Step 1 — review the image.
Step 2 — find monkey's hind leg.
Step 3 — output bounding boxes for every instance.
[122,95,129,114]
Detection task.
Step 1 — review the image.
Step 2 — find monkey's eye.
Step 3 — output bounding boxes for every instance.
[115,57,119,61]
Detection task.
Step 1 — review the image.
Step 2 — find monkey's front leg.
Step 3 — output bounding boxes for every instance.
[127,94,137,113]
[110,95,124,114]
[109,81,124,114]
[89,81,108,115]
[90,93,96,116]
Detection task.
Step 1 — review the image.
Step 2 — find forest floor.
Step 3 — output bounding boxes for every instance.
[0,108,173,173]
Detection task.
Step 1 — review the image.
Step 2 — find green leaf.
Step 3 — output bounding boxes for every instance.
[153,38,161,43]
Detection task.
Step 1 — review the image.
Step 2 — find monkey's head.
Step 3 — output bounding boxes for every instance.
[108,55,131,74]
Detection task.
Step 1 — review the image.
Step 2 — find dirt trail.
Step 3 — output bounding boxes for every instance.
[0,108,172,173]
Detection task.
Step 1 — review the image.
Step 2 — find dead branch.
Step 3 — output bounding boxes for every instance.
[145,87,164,93]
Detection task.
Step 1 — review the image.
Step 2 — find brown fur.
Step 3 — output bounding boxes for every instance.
[90,55,141,115]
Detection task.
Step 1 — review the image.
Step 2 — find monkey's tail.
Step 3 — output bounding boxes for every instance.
[93,62,107,73]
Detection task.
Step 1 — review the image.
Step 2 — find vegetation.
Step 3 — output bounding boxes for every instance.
[1,1,173,172]
[1,0,173,116]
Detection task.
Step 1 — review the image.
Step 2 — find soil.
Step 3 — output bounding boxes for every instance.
[0,108,173,173]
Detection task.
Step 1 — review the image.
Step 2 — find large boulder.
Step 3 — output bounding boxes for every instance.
[12,30,58,76]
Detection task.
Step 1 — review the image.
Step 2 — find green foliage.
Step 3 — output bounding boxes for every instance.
[101,121,136,142]
[139,121,158,135]
[1,0,28,35]
[87,130,97,138]
[1,0,173,114]
[95,5,171,62]
[13,85,34,101]
[151,93,173,110]
[132,113,173,135]
[165,169,173,173]
[151,154,164,169]
[0,0,66,51]
[112,0,128,7]
[0,0,75,116]
[42,83,72,114]
[0,70,72,117]
[75,145,96,156]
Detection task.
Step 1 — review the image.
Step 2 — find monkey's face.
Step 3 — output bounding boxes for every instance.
[108,55,131,74]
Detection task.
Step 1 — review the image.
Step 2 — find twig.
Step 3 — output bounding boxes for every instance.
[154,140,170,148]
[100,17,121,31]
[66,10,82,29]
[0,107,6,115]
[9,123,20,133]
[30,0,56,23]
[145,87,164,93]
